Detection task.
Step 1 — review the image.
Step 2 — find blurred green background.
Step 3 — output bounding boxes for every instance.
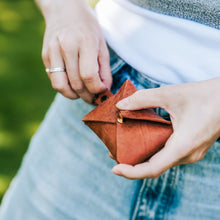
[0,0,98,203]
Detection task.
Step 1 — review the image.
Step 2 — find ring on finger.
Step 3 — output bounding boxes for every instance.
[45,67,66,73]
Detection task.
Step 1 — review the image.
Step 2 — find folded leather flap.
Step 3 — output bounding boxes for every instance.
[82,112,116,123]
[82,94,118,123]
[120,109,171,125]
[82,80,137,123]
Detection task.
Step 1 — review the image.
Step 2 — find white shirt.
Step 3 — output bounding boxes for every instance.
[95,0,220,84]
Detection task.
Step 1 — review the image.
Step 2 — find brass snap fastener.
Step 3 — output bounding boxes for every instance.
[117,113,123,124]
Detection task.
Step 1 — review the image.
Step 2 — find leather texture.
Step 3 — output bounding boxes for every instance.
[82,80,173,165]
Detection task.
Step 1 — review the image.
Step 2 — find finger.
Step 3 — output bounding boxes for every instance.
[79,40,106,94]
[112,135,179,179]
[98,39,112,90]
[59,42,93,103]
[47,42,78,99]
[65,51,93,102]
[116,88,166,110]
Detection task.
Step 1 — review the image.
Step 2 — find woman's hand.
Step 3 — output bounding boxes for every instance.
[37,0,112,103]
[112,78,220,179]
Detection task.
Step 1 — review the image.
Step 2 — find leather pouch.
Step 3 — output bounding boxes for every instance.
[82,80,173,165]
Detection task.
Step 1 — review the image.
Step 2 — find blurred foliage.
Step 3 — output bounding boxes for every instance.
[0,0,55,202]
[89,0,99,8]
[0,0,99,203]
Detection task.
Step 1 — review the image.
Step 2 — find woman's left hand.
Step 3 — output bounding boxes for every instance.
[112,78,220,179]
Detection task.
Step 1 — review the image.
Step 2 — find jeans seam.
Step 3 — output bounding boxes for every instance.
[131,179,147,220]
[163,166,179,220]
[154,168,178,220]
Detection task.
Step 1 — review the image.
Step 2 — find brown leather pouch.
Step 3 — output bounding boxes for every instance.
[82,80,173,165]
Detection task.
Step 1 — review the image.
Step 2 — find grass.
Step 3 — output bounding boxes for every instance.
[0,0,99,203]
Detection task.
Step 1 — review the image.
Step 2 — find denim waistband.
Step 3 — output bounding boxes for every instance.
[108,46,167,89]
[109,46,171,121]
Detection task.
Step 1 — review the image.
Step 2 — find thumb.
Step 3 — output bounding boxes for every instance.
[116,88,165,110]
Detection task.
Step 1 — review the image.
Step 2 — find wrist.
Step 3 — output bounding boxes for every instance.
[35,0,90,22]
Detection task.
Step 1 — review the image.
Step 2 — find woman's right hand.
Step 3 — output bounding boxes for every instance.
[37,0,112,103]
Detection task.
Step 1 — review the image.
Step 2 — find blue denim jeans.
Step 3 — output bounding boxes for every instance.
[0,49,220,220]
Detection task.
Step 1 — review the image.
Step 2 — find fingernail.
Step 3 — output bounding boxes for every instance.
[116,98,129,109]
[112,167,122,176]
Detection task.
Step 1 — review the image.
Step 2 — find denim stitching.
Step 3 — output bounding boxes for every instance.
[131,179,148,220]
[155,167,178,220]
[132,168,178,220]
[163,166,179,220]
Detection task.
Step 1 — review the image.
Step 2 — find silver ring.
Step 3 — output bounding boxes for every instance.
[45,67,66,73]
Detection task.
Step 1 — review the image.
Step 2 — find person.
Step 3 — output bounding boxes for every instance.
[0,0,220,219]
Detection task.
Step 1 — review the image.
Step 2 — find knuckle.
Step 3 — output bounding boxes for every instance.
[68,93,79,100]
[84,97,94,104]
[58,34,73,53]
[91,87,103,94]
[47,39,58,53]
[79,35,99,50]
[188,155,200,164]
[72,84,84,93]
[187,157,197,164]
[81,73,95,82]
[188,150,206,164]
[89,85,103,94]
[51,81,66,92]
[79,31,95,44]
[58,30,90,51]
[69,79,84,93]
[57,33,66,44]
[41,50,49,63]
[79,33,89,43]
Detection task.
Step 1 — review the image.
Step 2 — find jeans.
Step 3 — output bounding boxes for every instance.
[0,49,220,220]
